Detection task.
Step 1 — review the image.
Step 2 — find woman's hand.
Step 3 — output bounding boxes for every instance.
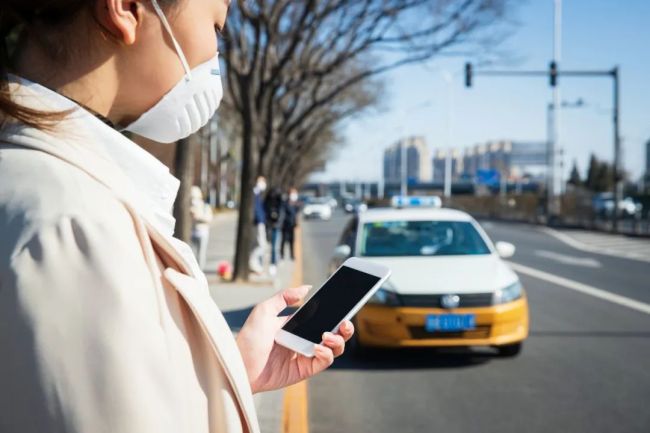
[236,285,354,394]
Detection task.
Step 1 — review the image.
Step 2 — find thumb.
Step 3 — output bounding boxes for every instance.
[283,284,311,306]
[260,285,311,315]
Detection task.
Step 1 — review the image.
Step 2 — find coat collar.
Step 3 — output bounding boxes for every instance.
[5,75,180,238]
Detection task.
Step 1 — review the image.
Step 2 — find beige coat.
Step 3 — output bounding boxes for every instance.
[0,83,260,433]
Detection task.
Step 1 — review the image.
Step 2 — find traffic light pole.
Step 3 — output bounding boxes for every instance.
[464,64,622,232]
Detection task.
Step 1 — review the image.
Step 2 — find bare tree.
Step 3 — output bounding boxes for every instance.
[172,136,195,242]
[221,0,514,280]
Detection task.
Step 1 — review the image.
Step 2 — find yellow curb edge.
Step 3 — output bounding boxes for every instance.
[281,225,309,433]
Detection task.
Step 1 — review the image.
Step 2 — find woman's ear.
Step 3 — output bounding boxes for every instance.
[96,0,143,45]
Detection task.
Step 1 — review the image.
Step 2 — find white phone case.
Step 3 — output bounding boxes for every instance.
[275,257,391,357]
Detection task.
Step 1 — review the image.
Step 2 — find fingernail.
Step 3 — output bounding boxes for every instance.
[322,332,333,341]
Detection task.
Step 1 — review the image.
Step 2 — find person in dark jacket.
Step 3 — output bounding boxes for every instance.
[281,188,300,261]
[264,187,285,276]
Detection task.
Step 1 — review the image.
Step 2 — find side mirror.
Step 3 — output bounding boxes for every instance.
[333,244,352,260]
[495,241,516,259]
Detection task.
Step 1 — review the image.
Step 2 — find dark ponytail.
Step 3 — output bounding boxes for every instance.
[0,1,88,131]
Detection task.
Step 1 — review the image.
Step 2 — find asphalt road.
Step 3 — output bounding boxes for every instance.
[301,211,650,433]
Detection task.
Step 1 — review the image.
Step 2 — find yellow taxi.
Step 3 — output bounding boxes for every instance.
[330,196,529,357]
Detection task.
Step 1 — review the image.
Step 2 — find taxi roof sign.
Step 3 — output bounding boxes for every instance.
[391,195,442,209]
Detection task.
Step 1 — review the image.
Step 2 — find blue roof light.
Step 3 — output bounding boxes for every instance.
[391,196,442,209]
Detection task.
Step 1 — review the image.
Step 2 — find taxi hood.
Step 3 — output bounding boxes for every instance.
[364,254,518,295]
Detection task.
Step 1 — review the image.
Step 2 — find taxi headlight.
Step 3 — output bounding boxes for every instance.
[493,281,523,305]
[368,282,401,306]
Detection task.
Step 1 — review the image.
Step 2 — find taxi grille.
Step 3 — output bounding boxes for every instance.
[408,326,491,340]
[398,293,493,308]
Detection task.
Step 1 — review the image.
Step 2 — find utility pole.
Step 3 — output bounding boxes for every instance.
[549,0,562,219]
[400,137,407,196]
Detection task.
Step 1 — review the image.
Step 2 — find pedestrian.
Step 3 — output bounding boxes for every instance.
[249,175,268,274]
[282,187,301,261]
[0,2,354,433]
[264,186,285,276]
[190,186,213,270]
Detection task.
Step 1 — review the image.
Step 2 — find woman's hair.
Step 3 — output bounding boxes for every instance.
[0,1,92,130]
[0,0,176,131]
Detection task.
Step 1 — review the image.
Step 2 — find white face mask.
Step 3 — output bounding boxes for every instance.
[123,0,223,143]
[257,181,267,192]
[289,193,298,202]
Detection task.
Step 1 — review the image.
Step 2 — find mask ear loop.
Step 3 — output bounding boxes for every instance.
[150,0,192,80]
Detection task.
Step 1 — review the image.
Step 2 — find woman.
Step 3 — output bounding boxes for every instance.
[190,185,213,269]
[0,2,353,432]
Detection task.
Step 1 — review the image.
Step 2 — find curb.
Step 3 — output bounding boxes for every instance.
[280,225,309,433]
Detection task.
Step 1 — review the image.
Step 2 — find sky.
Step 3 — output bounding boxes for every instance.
[311,0,650,183]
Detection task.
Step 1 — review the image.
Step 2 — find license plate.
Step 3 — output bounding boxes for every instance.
[425,314,476,332]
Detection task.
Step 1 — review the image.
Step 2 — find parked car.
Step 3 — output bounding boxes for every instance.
[592,193,642,219]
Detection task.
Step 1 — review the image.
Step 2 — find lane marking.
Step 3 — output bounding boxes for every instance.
[282,381,309,433]
[508,261,650,315]
[540,227,650,263]
[281,225,310,433]
[534,250,602,268]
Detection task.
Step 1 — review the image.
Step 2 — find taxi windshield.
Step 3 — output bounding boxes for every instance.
[359,220,491,257]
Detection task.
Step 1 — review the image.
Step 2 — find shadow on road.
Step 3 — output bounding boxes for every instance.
[330,347,500,371]
[222,307,254,332]
[222,306,300,332]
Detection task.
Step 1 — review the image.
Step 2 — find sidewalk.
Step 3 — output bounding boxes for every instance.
[203,210,295,433]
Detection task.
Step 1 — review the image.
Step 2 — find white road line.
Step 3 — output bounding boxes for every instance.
[508,261,650,315]
[534,250,602,268]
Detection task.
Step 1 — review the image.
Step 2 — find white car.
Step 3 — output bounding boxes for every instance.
[330,197,528,356]
[303,197,332,220]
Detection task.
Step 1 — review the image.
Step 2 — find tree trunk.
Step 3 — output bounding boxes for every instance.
[173,137,195,242]
[214,134,222,209]
[232,124,255,281]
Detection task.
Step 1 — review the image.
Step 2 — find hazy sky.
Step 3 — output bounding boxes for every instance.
[312,0,650,183]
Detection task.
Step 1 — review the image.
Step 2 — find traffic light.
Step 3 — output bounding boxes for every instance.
[549,61,558,87]
[464,62,472,87]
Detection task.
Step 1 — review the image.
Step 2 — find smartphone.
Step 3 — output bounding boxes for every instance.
[275,257,391,357]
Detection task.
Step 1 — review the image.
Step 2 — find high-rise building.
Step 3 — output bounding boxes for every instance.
[457,140,547,181]
[383,136,431,184]
[432,149,463,183]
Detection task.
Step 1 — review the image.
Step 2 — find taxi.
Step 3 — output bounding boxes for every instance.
[330,196,529,357]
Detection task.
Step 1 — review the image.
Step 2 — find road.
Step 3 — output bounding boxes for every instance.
[301,211,650,433]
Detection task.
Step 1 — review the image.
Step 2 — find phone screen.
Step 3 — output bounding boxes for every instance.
[282,266,381,343]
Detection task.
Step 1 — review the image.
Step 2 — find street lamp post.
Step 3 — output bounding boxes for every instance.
[442,71,454,199]
[400,137,407,196]
[611,66,622,233]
